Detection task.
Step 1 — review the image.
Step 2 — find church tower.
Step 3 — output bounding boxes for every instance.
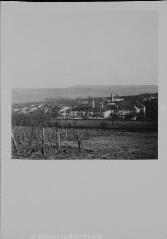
[92,99,95,108]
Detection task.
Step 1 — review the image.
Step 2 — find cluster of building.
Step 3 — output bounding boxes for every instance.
[12,93,156,121]
[59,94,146,120]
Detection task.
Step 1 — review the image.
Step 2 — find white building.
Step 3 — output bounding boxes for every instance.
[103,110,111,118]
[59,106,70,113]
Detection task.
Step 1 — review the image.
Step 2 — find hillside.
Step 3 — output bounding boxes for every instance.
[12,85,158,104]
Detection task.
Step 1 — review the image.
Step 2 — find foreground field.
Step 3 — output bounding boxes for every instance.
[12,127,158,159]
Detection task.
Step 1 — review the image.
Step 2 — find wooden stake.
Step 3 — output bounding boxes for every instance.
[11,131,18,152]
[76,133,82,152]
[57,131,61,150]
[41,127,45,155]
[34,126,38,151]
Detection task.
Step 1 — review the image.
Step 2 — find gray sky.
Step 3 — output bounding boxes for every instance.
[2,3,158,88]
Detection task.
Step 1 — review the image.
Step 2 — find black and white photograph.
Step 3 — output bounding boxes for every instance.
[10,6,158,160]
[12,85,158,160]
[2,2,167,239]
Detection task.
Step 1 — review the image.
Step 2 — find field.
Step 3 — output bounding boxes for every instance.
[12,126,158,160]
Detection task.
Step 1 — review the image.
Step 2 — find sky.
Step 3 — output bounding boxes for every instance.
[2,3,158,88]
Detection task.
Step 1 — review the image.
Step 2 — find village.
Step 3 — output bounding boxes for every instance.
[12,93,158,121]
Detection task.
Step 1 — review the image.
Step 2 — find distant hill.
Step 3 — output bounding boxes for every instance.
[12,85,158,104]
